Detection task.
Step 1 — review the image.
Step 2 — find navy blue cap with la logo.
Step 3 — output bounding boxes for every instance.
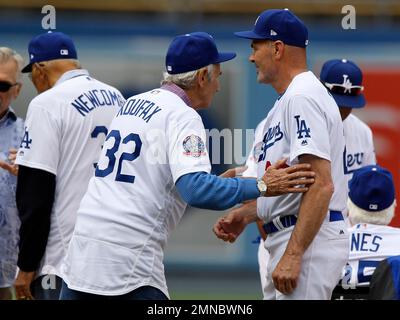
[22,31,78,73]
[349,165,396,212]
[234,9,309,48]
[165,32,236,75]
[320,59,366,108]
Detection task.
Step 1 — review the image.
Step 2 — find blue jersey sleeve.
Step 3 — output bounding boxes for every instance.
[175,171,259,210]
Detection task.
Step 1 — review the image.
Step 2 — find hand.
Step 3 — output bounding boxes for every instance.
[219,166,248,178]
[14,271,35,300]
[213,200,257,243]
[262,158,315,196]
[0,148,18,176]
[272,252,302,295]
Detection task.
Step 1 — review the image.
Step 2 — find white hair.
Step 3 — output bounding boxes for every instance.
[161,64,213,89]
[0,47,24,80]
[348,197,397,226]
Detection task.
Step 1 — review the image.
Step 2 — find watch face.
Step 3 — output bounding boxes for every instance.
[258,180,266,192]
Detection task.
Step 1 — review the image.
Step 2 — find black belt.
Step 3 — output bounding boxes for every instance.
[263,210,344,234]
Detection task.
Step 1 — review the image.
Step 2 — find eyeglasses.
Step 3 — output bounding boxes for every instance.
[0,81,18,92]
[323,82,364,96]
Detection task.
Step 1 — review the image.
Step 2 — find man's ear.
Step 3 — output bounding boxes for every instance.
[273,41,285,60]
[197,68,209,88]
[14,83,22,98]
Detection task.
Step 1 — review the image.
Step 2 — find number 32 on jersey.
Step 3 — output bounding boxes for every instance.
[92,127,142,184]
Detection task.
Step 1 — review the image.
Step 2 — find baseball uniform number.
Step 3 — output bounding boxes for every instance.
[94,129,142,183]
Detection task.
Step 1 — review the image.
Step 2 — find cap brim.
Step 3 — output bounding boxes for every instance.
[214,52,236,63]
[332,93,366,109]
[21,63,32,73]
[234,30,270,40]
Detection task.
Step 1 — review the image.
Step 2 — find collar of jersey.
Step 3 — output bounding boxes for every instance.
[161,82,192,107]
[54,69,90,87]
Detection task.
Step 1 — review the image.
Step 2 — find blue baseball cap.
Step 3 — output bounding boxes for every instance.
[22,31,78,73]
[234,9,309,48]
[165,32,236,75]
[320,59,366,108]
[349,165,396,212]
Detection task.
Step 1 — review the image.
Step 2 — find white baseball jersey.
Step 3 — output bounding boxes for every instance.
[341,223,400,287]
[343,114,376,185]
[16,69,124,278]
[256,71,347,223]
[61,85,211,297]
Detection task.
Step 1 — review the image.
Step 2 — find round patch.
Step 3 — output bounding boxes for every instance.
[182,135,206,157]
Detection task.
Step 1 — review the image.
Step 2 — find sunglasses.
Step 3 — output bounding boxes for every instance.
[323,82,364,96]
[0,81,19,93]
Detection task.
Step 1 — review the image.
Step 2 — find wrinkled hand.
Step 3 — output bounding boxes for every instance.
[14,271,35,300]
[213,200,256,243]
[262,158,315,196]
[219,166,248,178]
[272,252,302,295]
[0,148,18,176]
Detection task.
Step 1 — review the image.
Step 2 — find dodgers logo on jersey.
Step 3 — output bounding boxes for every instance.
[294,115,311,139]
[182,135,206,158]
[20,127,32,149]
[258,122,283,162]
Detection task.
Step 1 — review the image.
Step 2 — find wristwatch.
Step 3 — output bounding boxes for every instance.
[257,179,267,196]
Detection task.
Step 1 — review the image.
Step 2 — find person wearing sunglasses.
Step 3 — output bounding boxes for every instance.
[320,59,376,186]
[13,32,125,300]
[0,47,25,300]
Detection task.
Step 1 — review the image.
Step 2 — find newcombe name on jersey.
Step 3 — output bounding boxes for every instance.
[115,97,162,123]
[71,89,125,117]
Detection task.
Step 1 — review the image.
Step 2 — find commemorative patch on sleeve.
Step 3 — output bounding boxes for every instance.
[182,135,206,157]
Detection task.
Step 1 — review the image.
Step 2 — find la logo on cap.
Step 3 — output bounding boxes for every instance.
[30,54,34,59]
[60,49,69,55]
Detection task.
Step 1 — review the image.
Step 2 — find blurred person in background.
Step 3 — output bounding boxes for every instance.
[0,47,24,300]
[339,165,399,290]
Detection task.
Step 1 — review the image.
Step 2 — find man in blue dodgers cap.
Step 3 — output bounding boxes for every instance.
[59,31,316,300]
[338,165,400,291]
[214,9,350,299]
[320,59,376,185]
[13,31,126,300]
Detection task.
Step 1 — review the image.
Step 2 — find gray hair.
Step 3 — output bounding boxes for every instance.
[0,47,24,80]
[348,197,396,226]
[161,64,213,89]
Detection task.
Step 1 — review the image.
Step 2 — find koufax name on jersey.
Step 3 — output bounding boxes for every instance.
[116,97,162,123]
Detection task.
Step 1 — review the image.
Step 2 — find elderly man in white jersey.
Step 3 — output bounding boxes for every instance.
[339,165,399,291]
[213,9,349,300]
[14,32,125,300]
[59,32,316,300]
